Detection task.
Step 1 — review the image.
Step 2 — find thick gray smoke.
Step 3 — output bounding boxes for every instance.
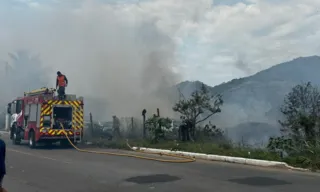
[0,1,181,120]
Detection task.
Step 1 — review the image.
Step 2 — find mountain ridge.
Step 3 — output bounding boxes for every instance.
[175,55,320,145]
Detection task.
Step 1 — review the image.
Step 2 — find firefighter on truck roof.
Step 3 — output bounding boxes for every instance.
[56,71,68,99]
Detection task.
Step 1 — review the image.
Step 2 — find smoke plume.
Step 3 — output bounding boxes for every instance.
[0,1,181,120]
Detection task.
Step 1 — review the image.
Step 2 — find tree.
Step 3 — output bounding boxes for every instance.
[202,121,225,141]
[267,82,320,170]
[145,115,172,143]
[173,83,223,141]
[279,82,320,145]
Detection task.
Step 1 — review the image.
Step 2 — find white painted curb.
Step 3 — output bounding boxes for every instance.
[132,147,308,171]
[0,130,9,135]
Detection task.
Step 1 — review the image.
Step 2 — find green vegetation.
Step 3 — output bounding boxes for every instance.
[89,82,320,171]
[267,82,320,171]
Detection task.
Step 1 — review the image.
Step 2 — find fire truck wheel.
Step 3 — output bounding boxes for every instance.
[28,131,36,149]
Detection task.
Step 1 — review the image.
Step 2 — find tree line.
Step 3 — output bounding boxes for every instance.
[143,83,224,143]
[142,82,320,170]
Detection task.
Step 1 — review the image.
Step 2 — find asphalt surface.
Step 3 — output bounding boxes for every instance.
[0,133,319,192]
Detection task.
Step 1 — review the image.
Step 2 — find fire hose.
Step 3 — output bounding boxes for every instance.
[60,123,195,163]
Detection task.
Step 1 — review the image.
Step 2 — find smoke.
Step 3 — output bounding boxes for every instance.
[0,1,181,120]
[234,53,252,75]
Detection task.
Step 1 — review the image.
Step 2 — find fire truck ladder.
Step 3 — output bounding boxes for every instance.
[24,87,56,96]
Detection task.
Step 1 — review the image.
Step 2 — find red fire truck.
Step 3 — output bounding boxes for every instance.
[6,87,84,148]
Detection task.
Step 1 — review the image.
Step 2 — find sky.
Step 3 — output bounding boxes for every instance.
[0,0,320,118]
[1,0,320,86]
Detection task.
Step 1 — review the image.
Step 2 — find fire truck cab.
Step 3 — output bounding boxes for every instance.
[6,87,84,148]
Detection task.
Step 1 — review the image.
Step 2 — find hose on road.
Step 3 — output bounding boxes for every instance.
[60,123,195,163]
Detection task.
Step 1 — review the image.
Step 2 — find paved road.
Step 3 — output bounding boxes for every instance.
[0,133,319,192]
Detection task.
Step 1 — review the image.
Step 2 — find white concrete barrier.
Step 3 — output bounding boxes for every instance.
[132,146,309,171]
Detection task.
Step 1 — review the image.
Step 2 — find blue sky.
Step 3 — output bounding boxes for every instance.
[1,0,320,86]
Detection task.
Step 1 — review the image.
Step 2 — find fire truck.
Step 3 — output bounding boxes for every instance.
[6,87,84,148]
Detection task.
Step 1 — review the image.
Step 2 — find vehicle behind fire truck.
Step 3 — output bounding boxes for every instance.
[6,87,84,148]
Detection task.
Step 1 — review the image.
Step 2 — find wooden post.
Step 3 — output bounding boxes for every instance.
[131,117,134,131]
[89,112,94,136]
[142,109,147,138]
[157,108,160,117]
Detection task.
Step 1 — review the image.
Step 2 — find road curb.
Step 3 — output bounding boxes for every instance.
[132,147,309,172]
[0,130,9,135]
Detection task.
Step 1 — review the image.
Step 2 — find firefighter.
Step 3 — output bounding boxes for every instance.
[56,71,68,99]
[179,117,191,141]
[0,137,6,192]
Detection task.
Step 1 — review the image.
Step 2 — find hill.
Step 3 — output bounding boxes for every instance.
[176,55,320,145]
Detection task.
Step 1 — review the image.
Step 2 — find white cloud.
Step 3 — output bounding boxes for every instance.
[0,0,320,88]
